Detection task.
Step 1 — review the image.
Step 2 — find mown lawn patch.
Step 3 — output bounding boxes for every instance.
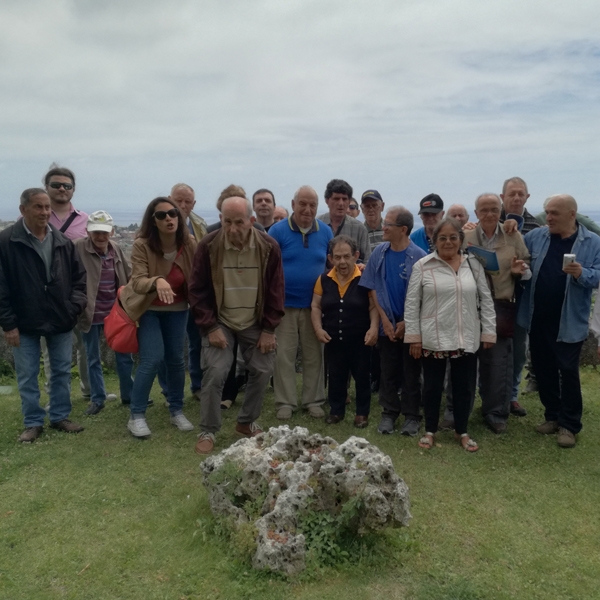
[1,368,599,599]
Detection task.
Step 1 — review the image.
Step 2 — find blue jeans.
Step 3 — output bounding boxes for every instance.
[157,309,203,394]
[131,309,188,417]
[13,331,73,427]
[81,324,134,406]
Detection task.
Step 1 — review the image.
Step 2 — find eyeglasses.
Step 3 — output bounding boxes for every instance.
[349,205,358,210]
[153,209,178,220]
[437,235,460,242]
[382,221,403,228]
[48,182,73,190]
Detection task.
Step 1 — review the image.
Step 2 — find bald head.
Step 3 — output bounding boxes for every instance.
[544,194,578,238]
[447,204,470,227]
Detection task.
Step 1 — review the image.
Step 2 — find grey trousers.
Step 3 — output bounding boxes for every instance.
[479,336,513,424]
[199,323,275,434]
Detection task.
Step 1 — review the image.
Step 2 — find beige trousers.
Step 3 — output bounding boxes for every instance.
[273,307,325,409]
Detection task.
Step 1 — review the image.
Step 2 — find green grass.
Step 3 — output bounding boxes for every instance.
[2,368,600,599]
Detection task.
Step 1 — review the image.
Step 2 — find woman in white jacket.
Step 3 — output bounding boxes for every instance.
[404,218,496,452]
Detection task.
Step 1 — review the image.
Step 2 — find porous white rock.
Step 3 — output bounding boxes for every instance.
[201,425,411,574]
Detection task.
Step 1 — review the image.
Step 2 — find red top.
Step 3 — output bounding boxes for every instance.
[151,263,187,306]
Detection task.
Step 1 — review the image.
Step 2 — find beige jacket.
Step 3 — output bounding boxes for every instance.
[464,225,530,301]
[120,236,197,321]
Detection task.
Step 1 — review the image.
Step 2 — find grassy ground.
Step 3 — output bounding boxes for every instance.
[1,367,600,600]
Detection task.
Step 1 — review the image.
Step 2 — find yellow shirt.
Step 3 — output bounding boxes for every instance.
[313,264,361,298]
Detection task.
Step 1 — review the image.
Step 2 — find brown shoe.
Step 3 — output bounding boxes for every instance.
[50,419,84,433]
[18,426,43,443]
[536,420,559,435]
[195,432,215,454]
[235,422,263,437]
[557,427,576,448]
[354,416,369,429]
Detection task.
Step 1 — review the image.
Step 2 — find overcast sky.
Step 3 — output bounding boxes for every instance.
[1,0,599,223]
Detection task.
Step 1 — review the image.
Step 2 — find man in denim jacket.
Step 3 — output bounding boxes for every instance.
[517,194,600,448]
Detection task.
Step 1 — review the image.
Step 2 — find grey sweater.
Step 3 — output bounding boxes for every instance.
[317,214,371,262]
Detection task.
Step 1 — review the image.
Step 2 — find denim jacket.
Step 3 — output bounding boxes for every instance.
[359,240,426,334]
[517,223,600,343]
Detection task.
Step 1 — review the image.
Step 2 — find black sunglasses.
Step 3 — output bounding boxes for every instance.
[153,209,178,220]
[349,205,359,210]
[48,182,73,190]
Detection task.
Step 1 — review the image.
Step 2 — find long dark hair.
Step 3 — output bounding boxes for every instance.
[137,197,189,255]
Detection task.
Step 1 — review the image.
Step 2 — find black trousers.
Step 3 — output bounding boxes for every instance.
[377,337,421,421]
[324,338,371,417]
[529,321,584,434]
[422,353,477,435]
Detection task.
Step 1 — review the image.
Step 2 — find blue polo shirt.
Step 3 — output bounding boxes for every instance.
[268,217,333,308]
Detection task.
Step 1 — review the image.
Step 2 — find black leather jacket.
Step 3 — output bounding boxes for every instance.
[0,220,87,336]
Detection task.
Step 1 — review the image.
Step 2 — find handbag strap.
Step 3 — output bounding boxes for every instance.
[59,211,78,234]
[465,255,481,313]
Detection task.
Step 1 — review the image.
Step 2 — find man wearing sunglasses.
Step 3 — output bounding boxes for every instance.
[42,166,91,402]
[45,166,89,241]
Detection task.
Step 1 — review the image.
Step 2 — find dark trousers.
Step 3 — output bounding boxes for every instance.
[370,345,381,388]
[422,353,477,435]
[325,338,371,418]
[377,337,421,421]
[479,336,513,424]
[529,322,584,434]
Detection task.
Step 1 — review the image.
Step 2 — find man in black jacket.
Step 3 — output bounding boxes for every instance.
[0,188,87,442]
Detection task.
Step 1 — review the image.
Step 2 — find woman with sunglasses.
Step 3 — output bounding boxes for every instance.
[120,197,197,437]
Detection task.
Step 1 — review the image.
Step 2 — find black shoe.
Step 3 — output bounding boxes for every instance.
[487,421,507,434]
[85,402,104,415]
[325,414,344,424]
[510,401,527,417]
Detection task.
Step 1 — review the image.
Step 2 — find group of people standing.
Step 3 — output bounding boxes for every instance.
[2,169,600,454]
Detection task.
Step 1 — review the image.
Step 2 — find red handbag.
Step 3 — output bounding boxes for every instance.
[104,286,138,353]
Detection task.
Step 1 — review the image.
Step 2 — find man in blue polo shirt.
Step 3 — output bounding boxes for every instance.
[269,186,333,420]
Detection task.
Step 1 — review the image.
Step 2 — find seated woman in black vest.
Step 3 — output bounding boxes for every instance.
[311,235,379,427]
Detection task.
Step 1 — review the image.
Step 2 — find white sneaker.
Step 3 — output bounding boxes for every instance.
[106,394,117,402]
[127,418,151,437]
[170,413,195,431]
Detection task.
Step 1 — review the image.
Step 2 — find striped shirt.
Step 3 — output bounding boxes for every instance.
[93,246,117,324]
[220,230,260,331]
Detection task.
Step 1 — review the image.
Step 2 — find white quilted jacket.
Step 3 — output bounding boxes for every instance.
[404,252,496,353]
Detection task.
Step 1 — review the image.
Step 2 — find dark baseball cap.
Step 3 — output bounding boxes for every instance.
[361,189,383,203]
[419,193,444,214]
